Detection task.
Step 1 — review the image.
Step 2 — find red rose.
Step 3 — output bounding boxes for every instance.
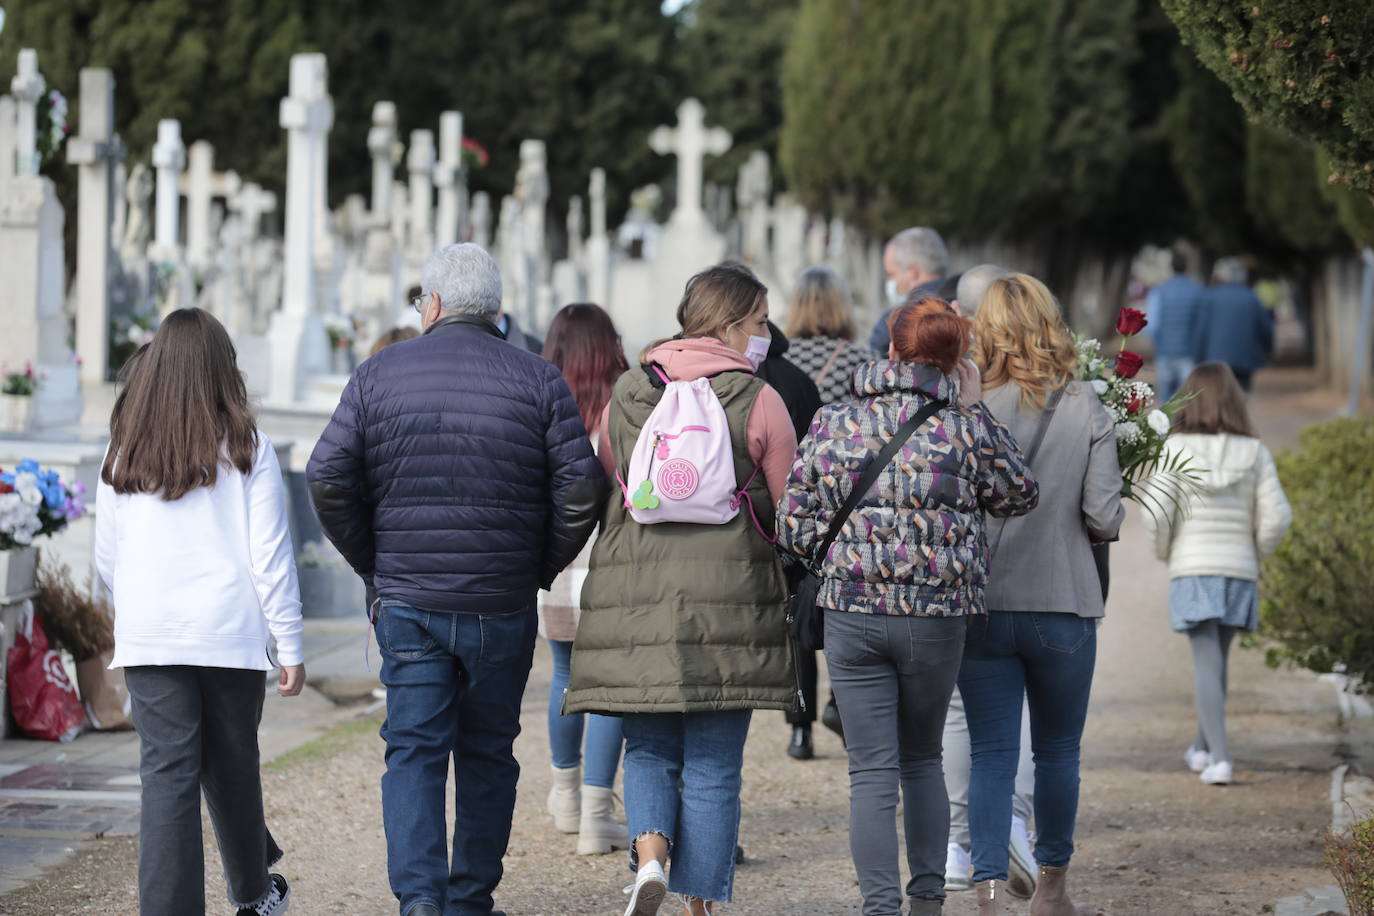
[1116,307,1148,337]
[1115,350,1144,379]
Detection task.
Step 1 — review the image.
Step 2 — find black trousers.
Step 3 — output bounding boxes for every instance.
[124,666,281,916]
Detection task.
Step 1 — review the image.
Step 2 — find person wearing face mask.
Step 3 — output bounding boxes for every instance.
[565,262,798,916]
[869,227,952,353]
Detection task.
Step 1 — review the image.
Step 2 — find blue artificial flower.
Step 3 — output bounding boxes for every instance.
[0,472,13,487]
[15,459,39,475]
[41,483,65,510]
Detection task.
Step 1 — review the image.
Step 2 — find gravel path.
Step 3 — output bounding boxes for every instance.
[2,372,1345,915]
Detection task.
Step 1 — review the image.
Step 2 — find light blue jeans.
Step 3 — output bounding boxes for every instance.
[1155,355,1195,404]
[547,639,624,788]
[622,709,752,903]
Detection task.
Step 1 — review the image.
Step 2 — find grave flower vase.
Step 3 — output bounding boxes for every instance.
[0,394,34,433]
[0,546,39,603]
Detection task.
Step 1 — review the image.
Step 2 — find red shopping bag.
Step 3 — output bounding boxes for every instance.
[7,612,86,742]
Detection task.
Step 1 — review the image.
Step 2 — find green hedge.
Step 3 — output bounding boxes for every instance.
[1261,417,1374,688]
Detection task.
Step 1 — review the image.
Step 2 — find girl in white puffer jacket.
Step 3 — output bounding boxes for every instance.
[1144,362,1291,787]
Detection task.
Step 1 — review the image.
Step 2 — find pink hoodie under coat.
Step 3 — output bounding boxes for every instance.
[596,338,798,504]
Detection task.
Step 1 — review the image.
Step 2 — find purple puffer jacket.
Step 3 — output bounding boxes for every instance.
[775,360,1037,617]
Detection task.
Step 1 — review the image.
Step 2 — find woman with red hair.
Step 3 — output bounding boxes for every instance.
[777,297,1038,916]
[538,303,630,856]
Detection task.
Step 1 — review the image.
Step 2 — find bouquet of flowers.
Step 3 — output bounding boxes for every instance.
[2,363,39,396]
[36,88,69,165]
[323,314,358,351]
[0,461,88,550]
[1074,307,1201,519]
[461,136,490,172]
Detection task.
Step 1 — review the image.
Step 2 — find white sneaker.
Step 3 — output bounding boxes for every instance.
[1200,760,1233,785]
[1184,745,1213,773]
[944,842,972,891]
[1007,815,1037,899]
[623,859,668,916]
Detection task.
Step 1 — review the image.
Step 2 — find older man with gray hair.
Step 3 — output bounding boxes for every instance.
[307,243,605,916]
[870,226,952,351]
[1198,257,1273,391]
[953,264,1008,318]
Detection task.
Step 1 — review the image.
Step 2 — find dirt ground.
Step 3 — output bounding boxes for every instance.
[2,369,1348,915]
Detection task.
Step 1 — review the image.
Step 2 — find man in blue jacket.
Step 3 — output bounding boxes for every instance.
[1198,258,1274,392]
[1147,252,1205,403]
[307,243,604,916]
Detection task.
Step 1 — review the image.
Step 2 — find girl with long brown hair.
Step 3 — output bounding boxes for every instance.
[1143,362,1291,786]
[95,308,303,916]
[565,263,797,916]
[538,303,630,855]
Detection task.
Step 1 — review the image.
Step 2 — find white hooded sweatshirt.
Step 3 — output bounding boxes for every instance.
[1144,433,1292,581]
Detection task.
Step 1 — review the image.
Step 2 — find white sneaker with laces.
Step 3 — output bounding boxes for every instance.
[236,874,290,916]
[1007,815,1037,898]
[1200,760,1233,785]
[623,859,668,916]
[944,843,972,891]
[1184,745,1213,773]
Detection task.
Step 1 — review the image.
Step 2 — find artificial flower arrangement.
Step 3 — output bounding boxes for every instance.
[323,314,360,351]
[461,136,490,172]
[2,363,39,396]
[35,88,69,166]
[0,460,87,550]
[1074,307,1201,520]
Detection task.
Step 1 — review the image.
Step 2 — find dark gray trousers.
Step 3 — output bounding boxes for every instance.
[824,611,967,916]
[124,666,281,916]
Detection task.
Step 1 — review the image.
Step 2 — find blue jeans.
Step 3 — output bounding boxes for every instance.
[622,709,752,903]
[547,639,624,787]
[825,611,966,914]
[377,601,536,916]
[1155,354,1195,404]
[958,611,1097,883]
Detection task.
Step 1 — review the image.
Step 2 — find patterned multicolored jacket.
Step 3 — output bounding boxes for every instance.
[775,360,1038,617]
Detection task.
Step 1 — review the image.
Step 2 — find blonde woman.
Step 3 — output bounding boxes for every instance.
[963,275,1124,916]
[784,266,879,404]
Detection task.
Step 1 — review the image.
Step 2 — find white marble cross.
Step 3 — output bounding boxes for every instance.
[434,111,464,248]
[11,49,46,177]
[650,99,731,225]
[229,181,277,243]
[66,68,123,385]
[407,128,436,257]
[470,190,492,250]
[184,140,215,270]
[367,101,397,224]
[150,119,186,262]
[0,96,17,179]
[586,168,610,307]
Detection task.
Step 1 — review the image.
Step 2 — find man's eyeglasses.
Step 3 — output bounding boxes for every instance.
[411,293,429,314]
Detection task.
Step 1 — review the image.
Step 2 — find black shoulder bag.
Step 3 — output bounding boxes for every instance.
[787,397,949,651]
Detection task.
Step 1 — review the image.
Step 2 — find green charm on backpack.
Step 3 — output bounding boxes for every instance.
[632,480,660,511]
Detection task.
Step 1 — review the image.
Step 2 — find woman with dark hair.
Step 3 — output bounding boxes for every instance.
[566,264,797,916]
[778,298,1037,916]
[95,308,302,916]
[538,303,631,855]
[1144,362,1290,786]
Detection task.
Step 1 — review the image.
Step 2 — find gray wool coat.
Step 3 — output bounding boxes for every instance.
[980,381,1125,617]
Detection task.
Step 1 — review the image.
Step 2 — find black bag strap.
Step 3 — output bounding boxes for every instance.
[989,386,1065,559]
[812,396,949,569]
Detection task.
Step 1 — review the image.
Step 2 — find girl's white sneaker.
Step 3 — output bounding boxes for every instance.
[1184,746,1213,773]
[1200,760,1233,785]
[622,859,668,916]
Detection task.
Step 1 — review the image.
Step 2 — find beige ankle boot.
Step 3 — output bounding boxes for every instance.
[976,879,1003,916]
[1029,864,1102,916]
[576,785,626,854]
[545,764,581,834]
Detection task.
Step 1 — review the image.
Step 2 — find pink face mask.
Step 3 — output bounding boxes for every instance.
[744,334,771,371]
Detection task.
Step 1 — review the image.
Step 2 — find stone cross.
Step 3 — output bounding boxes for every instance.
[0,96,16,179]
[11,49,45,177]
[434,111,465,248]
[737,150,771,263]
[269,52,332,402]
[649,98,731,225]
[229,181,277,244]
[184,140,215,271]
[121,163,153,264]
[585,168,610,307]
[515,140,549,324]
[470,190,492,250]
[65,68,123,386]
[150,119,186,262]
[367,101,397,224]
[407,128,436,257]
[567,195,584,265]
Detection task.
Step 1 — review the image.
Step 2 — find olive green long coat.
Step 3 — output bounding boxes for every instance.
[563,368,797,715]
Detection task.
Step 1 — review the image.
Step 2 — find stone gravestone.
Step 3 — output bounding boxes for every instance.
[149,119,185,265]
[267,53,332,404]
[736,151,771,265]
[364,101,397,271]
[434,111,465,248]
[515,140,550,330]
[0,49,81,427]
[184,140,214,272]
[497,194,525,319]
[585,169,611,308]
[0,96,15,178]
[225,181,276,334]
[470,191,492,250]
[66,68,123,386]
[551,194,585,309]
[771,192,807,301]
[406,128,436,265]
